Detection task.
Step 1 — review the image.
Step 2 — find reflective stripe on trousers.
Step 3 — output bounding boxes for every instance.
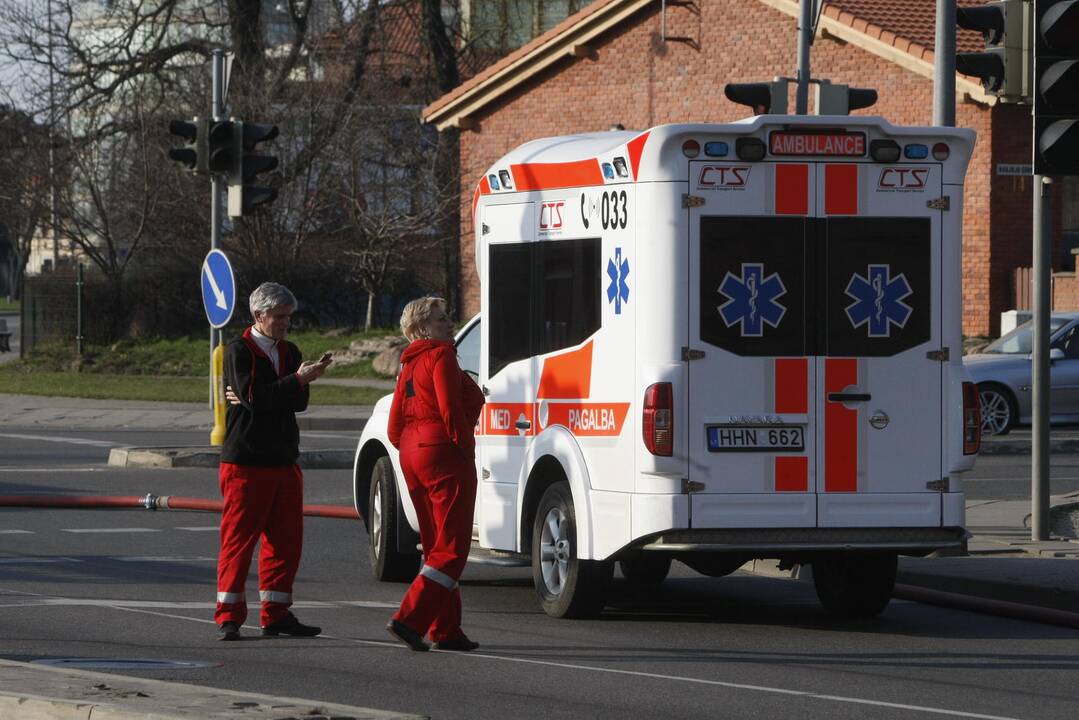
[420,564,458,591]
[259,590,292,604]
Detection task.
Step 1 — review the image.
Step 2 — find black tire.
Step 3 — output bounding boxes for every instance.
[978,383,1017,436]
[368,456,420,583]
[812,552,897,619]
[619,554,672,588]
[531,482,613,618]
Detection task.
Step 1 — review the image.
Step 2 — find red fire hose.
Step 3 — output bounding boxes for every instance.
[0,493,360,519]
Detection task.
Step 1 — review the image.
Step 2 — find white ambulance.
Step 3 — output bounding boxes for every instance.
[352,115,982,619]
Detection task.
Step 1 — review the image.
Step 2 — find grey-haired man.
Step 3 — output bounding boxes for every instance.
[215,282,329,641]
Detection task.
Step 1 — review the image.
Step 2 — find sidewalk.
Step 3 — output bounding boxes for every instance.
[0,658,422,720]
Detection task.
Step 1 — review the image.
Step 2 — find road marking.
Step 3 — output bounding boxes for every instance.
[62,528,161,534]
[115,556,217,563]
[0,467,104,473]
[176,526,219,532]
[0,433,120,448]
[32,597,1028,720]
[0,530,33,534]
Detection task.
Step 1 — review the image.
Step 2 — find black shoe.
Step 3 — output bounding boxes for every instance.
[218,621,241,641]
[432,635,479,652]
[386,619,429,651]
[261,612,321,637]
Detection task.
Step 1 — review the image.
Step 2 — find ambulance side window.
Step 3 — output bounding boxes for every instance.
[534,237,601,356]
[455,320,481,378]
[489,244,533,376]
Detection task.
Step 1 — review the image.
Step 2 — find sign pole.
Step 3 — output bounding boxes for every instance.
[209,50,227,443]
[932,0,957,127]
[1032,174,1052,540]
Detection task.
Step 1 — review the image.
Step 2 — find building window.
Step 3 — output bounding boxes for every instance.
[466,0,587,53]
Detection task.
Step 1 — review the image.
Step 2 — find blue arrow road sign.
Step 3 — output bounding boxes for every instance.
[201,249,236,328]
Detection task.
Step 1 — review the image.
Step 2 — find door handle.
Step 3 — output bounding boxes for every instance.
[828,392,871,403]
[515,419,531,430]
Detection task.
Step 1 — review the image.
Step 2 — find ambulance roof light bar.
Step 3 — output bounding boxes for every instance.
[725,79,877,116]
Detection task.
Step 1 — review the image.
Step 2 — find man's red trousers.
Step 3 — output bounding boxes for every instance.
[392,432,477,642]
[215,462,304,627]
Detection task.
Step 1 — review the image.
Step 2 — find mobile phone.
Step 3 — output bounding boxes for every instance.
[319,352,333,363]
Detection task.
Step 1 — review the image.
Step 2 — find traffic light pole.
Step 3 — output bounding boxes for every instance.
[933,0,956,126]
[209,50,226,409]
[1032,174,1052,540]
[795,0,812,114]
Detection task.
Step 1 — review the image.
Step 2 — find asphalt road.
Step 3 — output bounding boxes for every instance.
[1,430,1078,720]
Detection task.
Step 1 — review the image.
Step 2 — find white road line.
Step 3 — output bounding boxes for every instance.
[115,556,217,563]
[0,530,33,534]
[0,467,104,473]
[61,528,160,534]
[175,526,219,532]
[21,596,1028,720]
[0,433,120,448]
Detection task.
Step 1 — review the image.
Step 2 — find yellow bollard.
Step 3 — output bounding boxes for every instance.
[210,343,226,446]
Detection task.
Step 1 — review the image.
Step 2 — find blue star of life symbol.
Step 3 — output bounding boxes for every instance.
[606,247,630,314]
[844,264,913,337]
[718,263,787,337]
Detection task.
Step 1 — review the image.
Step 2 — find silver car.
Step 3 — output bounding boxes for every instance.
[963,312,1079,435]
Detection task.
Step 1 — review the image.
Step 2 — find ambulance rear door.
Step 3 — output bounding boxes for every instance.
[814,162,943,528]
[686,162,818,528]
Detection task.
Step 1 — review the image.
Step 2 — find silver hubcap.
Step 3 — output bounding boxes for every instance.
[980,389,1012,436]
[372,480,383,559]
[539,506,570,596]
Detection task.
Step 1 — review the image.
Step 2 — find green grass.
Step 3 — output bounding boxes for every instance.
[0,370,387,405]
[0,299,17,313]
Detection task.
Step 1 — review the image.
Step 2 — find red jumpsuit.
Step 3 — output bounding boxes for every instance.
[388,338,485,643]
[216,328,310,628]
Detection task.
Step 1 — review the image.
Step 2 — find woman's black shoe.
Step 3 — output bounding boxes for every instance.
[261,612,321,637]
[218,622,241,641]
[432,635,479,652]
[386,619,430,651]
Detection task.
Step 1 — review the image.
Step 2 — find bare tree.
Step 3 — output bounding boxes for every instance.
[0,106,50,299]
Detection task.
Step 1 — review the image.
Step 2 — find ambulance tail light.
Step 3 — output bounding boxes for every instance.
[932,142,950,161]
[962,382,981,455]
[735,137,766,161]
[643,382,673,456]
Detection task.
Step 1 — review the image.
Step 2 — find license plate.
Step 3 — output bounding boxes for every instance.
[707,425,805,452]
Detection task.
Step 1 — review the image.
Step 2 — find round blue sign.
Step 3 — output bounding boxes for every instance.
[201,249,236,328]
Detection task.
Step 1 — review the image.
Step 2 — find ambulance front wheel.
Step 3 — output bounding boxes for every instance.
[531,482,613,618]
[368,456,420,583]
[812,552,897,619]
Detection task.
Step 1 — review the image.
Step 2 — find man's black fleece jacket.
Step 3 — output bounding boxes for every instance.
[221,334,309,466]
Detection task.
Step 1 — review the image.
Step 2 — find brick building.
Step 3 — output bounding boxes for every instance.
[422,0,1079,337]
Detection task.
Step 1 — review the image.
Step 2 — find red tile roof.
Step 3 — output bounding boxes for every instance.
[826,0,987,57]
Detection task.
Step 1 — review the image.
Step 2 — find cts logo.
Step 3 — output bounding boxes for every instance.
[877,167,929,191]
[539,201,565,231]
[697,165,751,190]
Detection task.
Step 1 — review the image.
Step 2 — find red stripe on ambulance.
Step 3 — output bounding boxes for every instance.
[626,131,650,181]
[825,164,859,215]
[774,164,809,215]
[774,358,809,492]
[542,402,630,437]
[484,403,535,437]
[825,358,859,492]
[510,159,604,192]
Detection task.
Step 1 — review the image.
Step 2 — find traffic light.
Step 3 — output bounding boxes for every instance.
[167,117,207,173]
[1033,0,1079,175]
[227,122,280,217]
[725,82,788,115]
[956,0,1033,101]
[206,120,236,175]
[814,82,878,115]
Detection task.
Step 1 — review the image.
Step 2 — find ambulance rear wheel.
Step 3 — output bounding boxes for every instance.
[532,482,613,618]
[368,456,420,583]
[619,554,672,588]
[812,552,897,619]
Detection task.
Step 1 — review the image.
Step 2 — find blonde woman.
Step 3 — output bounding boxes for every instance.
[385,297,485,652]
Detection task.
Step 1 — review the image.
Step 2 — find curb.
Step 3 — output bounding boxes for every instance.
[0,658,423,720]
[108,447,355,469]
